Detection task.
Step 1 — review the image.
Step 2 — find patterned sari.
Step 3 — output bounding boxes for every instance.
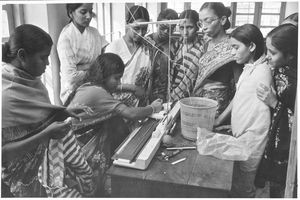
[64,83,129,196]
[193,37,236,117]
[2,63,67,197]
[170,37,204,101]
[105,37,152,107]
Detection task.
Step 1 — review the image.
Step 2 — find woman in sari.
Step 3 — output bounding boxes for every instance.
[193,2,242,118]
[146,8,178,102]
[65,53,163,196]
[57,3,108,104]
[2,24,92,197]
[170,9,204,101]
[255,24,297,198]
[197,24,272,197]
[105,5,152,107]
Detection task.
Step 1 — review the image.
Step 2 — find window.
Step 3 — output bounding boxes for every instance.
[2,4,15,43]
[2,10,10,40]
[232,2,286,36]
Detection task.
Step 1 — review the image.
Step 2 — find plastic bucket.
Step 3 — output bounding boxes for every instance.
[180,97,218,141]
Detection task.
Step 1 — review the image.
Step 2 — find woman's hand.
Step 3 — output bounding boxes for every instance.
[150,99,163,113]
[44,120,72,139]
[256,83,278,108]
[134,85,146,98]
[66,104,94,119]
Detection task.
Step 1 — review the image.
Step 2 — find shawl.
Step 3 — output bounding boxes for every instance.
[2,63,65,144]
[2,62,66,196]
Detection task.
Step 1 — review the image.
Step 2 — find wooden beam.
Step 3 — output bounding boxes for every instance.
[284,95,297,198]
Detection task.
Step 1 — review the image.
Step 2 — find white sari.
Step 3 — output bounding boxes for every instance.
[105,37,151,107]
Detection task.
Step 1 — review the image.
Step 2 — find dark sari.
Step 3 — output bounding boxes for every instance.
[255,65,297,185]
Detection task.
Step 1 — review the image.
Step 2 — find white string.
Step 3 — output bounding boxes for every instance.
[124,5,191,107]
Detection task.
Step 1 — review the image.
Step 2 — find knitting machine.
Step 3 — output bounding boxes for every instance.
[112,101,180,170]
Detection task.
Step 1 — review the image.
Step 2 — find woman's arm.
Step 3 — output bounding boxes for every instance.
[2,121,71,162]
[117,99,163,120]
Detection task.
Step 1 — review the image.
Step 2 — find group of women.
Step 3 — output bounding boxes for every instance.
[2,2,297,198]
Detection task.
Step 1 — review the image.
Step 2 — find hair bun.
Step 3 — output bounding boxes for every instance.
[225,7,232,17]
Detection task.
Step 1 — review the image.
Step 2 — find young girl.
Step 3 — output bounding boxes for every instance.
[170,9,204,101]
[256,24,297,197]
[197,24,272,197]
[64,53,163,196]
[57,3,108,104]
[2,24,91,197]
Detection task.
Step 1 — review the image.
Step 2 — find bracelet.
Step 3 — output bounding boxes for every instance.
[120,84,123,92]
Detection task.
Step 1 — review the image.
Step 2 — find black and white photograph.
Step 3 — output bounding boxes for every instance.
[1,0,298,198]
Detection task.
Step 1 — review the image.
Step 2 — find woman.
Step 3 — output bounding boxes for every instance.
[193,2,242,118]
[197,24,272,197]
[57,3,108,104]
[2,24,91,197]
[170,9,204,101]
[256,24,297,198]
[65,53,163,196]
[105,5,151,107]
[146,8,178,102]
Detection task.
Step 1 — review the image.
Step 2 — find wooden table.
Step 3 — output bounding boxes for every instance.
[107,123,234,197]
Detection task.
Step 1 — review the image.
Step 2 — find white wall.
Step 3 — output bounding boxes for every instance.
[285,2,298,17]
[112,3,126,41]
[23,4,49,32]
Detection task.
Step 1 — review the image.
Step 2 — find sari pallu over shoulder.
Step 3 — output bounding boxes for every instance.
[192,38,236,117]
[170,37,205,101]
[2,63,67,197]
[193,38,235,94]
